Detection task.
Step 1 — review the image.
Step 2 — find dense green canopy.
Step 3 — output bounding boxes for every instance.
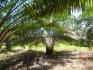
[0,0,93,49]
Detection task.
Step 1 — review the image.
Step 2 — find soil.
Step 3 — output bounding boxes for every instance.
[0,49,93,70]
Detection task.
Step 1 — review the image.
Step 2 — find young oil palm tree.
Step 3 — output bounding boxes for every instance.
[0,0,93,52]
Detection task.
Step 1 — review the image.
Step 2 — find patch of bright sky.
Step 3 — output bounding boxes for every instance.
[71,7,82,18]
[26,0,33,4]
[71,7,87,28]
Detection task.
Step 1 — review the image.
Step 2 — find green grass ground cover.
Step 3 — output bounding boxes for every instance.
[11,42,90,52]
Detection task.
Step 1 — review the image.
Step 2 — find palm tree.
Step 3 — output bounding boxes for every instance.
[0,0,93,52]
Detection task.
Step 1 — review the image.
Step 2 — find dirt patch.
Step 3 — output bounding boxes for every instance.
[0,49,93,70]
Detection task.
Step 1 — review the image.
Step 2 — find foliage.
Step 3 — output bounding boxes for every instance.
[0,0,93,50]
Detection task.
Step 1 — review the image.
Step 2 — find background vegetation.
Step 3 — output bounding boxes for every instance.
[0,0,93,52]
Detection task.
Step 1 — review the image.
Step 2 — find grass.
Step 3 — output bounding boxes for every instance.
[54,42,89,51]
[0,42,93,70]
[11,42,90,52]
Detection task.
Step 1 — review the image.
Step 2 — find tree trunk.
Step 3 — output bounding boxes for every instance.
[44,37,54,55]
[5,41,11,50]
[5,38,11,50]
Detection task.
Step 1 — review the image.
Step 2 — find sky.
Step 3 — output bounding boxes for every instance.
[71,7,82,18]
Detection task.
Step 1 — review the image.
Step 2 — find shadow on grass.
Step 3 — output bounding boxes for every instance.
[0,50,93,70]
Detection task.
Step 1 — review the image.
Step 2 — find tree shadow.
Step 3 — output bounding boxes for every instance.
[0,50,93,70]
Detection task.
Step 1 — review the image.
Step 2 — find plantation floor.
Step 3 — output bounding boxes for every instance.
[0,48,93,70]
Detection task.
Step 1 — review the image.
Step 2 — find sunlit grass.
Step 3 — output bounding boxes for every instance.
[54,42,89,51]
[12,42,90,52]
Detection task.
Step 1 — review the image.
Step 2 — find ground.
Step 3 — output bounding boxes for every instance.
[0,47,93,70]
